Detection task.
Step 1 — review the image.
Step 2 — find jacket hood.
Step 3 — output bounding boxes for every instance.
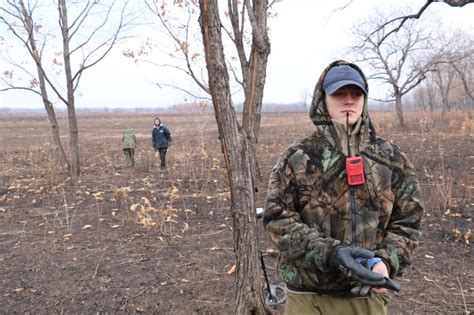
[309,60,376,145]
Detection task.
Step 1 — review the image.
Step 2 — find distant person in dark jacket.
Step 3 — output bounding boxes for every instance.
[122,129,137,168]
[152,117,172,170]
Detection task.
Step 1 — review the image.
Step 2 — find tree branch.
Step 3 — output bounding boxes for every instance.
[145,1,210,94]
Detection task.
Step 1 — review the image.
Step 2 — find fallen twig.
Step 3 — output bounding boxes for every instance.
[117,257,150,265]
[175,261,197,268]
[397,295,439,312]
[120,288,146,312]
[456,276,468,314]
[92,251,105,280]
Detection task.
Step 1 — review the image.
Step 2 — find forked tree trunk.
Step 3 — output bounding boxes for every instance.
[199,1,269,314]
[19,0,69,172]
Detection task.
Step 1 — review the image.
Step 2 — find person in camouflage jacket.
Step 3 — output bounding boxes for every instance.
[122,129,137,168]
[263,60,424,314]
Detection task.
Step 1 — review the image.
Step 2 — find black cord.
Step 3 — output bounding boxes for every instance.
[346,112,351,157]
[260,250,276,302]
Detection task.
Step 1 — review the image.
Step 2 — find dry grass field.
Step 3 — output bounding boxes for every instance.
[0,110,472,314]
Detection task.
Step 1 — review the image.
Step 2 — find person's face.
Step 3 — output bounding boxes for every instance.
[325,85,365,126]
[154,118,160,126]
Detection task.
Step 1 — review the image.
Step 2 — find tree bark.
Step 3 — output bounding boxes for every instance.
[199,1,269,314]
[59,0,81,177]
[395,92,405,127]
[240,0,270,184]
[44,101,70,171]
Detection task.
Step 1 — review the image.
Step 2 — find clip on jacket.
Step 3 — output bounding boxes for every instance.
[260,250,288,306]
[265,284,288,306]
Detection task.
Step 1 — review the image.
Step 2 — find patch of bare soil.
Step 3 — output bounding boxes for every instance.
[0,111,472,314]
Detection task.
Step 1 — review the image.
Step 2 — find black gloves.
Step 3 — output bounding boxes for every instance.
[332,245,400,293]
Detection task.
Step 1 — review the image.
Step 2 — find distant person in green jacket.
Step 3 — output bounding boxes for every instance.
[122,129,137,168]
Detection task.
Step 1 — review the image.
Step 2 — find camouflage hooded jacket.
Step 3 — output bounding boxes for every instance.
[122,129,137,149]
[263,60,424,296]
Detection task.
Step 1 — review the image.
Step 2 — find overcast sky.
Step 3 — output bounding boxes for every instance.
[1,0,473,109]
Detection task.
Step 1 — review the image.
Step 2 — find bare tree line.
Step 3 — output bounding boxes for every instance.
[409,31,473,112]
[347,6,473,126]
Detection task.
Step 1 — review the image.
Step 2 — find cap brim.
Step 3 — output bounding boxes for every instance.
[325,80,367,95]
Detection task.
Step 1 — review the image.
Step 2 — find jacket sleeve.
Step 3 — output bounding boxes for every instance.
[374,147,424,278]
[263,150,341,281]
[151,129,156,147]
[165,127,172,143]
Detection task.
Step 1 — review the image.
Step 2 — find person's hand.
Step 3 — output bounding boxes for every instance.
[332,246,386,286]
[371,261,389,295]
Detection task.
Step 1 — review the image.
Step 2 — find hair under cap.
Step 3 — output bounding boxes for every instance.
[322,65,367,95]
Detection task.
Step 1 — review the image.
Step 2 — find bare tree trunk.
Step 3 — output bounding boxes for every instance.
[427,84,436,112]
[59,0,80,177]
[44,102,69,171]
[395,93,405,127]
[441,94,451,112]
[452,62,474,102]
[18,0,69,172]
[66,104,80,177]
[199,1,269,313]
[241,0,270,185]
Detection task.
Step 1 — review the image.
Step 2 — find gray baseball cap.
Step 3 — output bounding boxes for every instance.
[322,65,367,95]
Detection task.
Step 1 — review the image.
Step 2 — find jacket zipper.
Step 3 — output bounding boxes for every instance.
[350,186,357,247]
[348,134,358,247]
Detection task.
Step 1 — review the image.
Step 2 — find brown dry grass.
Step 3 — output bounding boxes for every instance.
[0,110,472,314]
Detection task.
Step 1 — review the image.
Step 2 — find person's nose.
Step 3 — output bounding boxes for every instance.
[344,94,355,105]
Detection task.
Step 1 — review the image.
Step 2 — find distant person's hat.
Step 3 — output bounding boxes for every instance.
[323,65,367,95]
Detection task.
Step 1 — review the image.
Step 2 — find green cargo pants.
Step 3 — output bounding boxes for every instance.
[123,148,135,167]
[284,291,389,315]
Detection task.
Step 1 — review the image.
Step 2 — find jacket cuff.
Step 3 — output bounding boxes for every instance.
[379,257,392,275]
